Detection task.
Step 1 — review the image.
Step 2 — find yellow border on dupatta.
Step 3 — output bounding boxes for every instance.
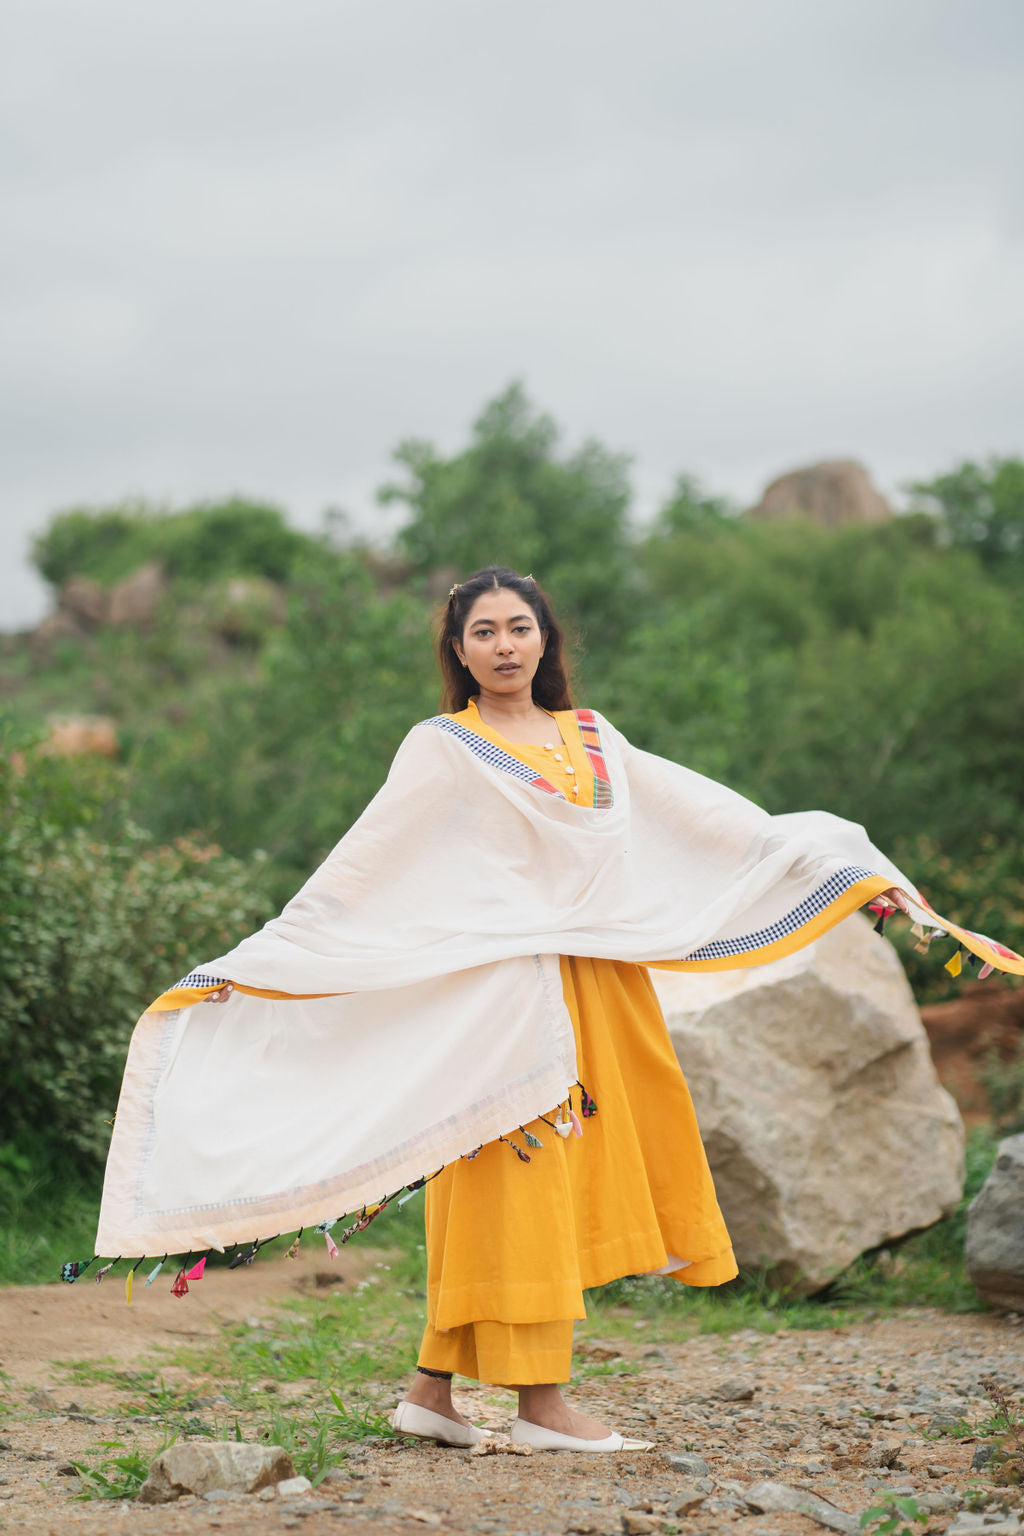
[649,870,1024,976]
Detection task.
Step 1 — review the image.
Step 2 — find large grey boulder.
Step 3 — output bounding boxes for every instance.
[137,1442,295,1503]
[651,912,964,1292]
[966,1133,1024,1311]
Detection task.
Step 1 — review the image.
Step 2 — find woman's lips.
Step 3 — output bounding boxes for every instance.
[495,664,519,673]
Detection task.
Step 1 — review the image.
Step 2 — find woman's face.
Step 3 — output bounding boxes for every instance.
[454,587,546,698]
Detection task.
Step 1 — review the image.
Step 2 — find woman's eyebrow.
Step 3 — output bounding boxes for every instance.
[469,613,534,628]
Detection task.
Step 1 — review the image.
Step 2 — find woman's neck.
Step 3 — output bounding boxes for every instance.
[472,690,558,743]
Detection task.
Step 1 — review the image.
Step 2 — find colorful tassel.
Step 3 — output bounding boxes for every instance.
[979,962,995,980]
[911,922,926,939]
[171,1268,189,1297]
[398,1179,426,1207]
[498,1135,530,1163]
[523,1129,543,1149]
[464,1146,482,1160]
[144,1257,166,1287]
[945,948,963,978]
[125,1269,134,1305]
[61,1257,95,1284]
[285,1231,302,1259]
[186,1256,207,1281]
[569,1109,583,1137]
[553,1119,573,1139]
[580,1088,598,1118]
[229,1239,262,1269]
[324,1231,339,1260]
[95,1258,118,1284]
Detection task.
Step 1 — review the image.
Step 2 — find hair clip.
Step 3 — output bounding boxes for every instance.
[448,582,460,598]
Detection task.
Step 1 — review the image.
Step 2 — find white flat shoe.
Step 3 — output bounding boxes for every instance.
[510,1417,655,1453]
[392,1400,493,1447]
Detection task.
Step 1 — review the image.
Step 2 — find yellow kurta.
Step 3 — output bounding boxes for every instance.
[417,703,736,1385]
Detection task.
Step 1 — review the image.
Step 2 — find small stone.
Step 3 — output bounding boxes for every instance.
[743,1480,858,1534]
[137,1442,295,1503]
[406,1512,442,1527]
[257,1485,277,1501]
[664,1452,710,1476]
[865,1442,902,1469]
[56,1462,79,1476]
[926,1464,953,1478]
[277,1475,313,1497]
[927,1412,967,1432]
[715,1379,755,1401]
[674,1483,706,1516]
[971,1444,1000,1470]
[65,1400,88,1415]
[203,1488,242,1502]
[27,1390,58,1412]
[621,1515,656,1536]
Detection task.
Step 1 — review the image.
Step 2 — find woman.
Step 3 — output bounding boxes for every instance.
[92,567,1024,1452]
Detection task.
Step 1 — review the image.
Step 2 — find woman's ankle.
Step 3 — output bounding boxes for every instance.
[406,1367,455,1411]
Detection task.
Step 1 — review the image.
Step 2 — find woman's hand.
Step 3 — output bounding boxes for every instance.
[876,888,910,914]
[203,984,234,1004]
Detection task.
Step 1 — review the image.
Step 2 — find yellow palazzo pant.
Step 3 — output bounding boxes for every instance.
[417,705,737,1386]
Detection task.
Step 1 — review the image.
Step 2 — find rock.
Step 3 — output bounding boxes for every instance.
[31,609,87,654]
[927,1412,967,1432]
[747,459,891,526]
[407,1513,443,1528]
[208,576,286,645]
[674,1484,706,1515]
[971,1443,1000,1470]
[865,1442,903,1469]
[277,1476,312,1497]
[137,1442,295,1503]
[715,1379,755,1401]
[59,575,109,627]
[947,1513,1024,1536]
[621,1516,656,1536]
[108,562,165,627]
[919,1490,963,1514]
[27,1389,58,1411]
[743,1480,858,1533]
[652,913,964,1292]
[966,1133,1024,1310]
[663,1451,711,1476]
[256,1485,277,1501]
[38,715,119,759]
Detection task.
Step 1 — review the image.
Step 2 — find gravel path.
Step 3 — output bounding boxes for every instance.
[2,1264,1022,1536]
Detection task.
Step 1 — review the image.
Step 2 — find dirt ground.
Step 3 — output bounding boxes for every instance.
[2,1250,1022,1536]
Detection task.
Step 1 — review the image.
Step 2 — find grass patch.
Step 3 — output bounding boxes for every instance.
[0,1167,101,1287]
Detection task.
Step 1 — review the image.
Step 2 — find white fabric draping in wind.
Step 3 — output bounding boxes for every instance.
[95,712,1021,1256]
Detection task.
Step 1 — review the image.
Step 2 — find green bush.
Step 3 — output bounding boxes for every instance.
[0,747,273,1168]
[32,498,313,589]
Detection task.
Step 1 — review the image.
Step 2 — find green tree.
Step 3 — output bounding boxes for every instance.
[908,456,1024,568]
[378,383,636,658]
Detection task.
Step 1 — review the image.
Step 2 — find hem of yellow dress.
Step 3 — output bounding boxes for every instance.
[669,1245,739,1287]
[419,1320,575,1386]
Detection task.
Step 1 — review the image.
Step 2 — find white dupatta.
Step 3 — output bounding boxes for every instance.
[95,709,1023,1257]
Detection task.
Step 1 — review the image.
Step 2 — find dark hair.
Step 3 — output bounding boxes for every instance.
[437,566,574,713]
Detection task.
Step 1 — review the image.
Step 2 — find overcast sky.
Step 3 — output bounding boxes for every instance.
[3,0,1023,629]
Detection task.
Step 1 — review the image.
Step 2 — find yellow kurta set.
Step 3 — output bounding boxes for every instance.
[418,702,738,1386]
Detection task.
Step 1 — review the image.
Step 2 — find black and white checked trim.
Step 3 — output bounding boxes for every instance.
[174,970,229,990]
[684,866,876,961]
[429,715,550,788]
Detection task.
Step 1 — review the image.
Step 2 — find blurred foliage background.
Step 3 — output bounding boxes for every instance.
[2,382,1023,1255]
